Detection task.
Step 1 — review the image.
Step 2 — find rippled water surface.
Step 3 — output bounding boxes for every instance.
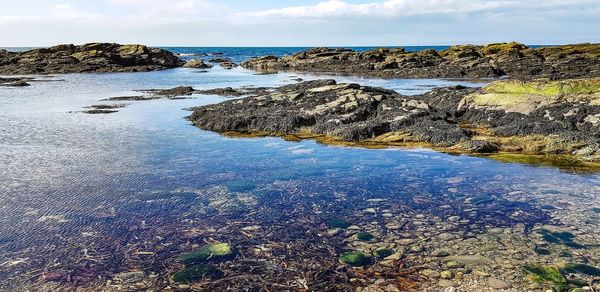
[1,49,600,291]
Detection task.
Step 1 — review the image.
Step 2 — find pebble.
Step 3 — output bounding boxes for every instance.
[487,277,512,289]
[440,271,453,279]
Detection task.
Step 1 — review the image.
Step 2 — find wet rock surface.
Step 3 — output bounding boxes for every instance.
[241,42,600,80]
[191,78,600,164]
[0,43,184,75]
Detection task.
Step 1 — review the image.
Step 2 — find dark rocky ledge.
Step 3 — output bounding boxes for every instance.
[0,43,184,75]
[241,42,600,80]
[190,79,600,166]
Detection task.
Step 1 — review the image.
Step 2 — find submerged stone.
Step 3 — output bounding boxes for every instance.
[534,247,551,255]
[561,263,600,276]
[170,265,222,283]
[374,248,394,259]
[339,251,369,266]
[523,264,566,290]
[177,242,233,264]
[327,218,352,229]
[356,232,375,241]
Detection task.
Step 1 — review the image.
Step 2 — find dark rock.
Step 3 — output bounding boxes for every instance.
[241,42,600,80]
[0,43,184,75]
[190,78,600,162]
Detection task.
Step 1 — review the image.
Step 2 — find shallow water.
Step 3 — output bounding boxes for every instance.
[1,52,600,290]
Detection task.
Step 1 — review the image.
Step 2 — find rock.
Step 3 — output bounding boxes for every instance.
[463,140,500,153]
[440,271,453,279]
[421,269,441,279]
[356,232,375,241]
[190,78,600,165]
[183,59,213,69]
[339,251,369,266]
[487,277,512,289]
[432,249,451,257]
[220,61,238,69]
[177,242,233,264]
[169,265,222,284]
[447,255,491,266]
[0,43,184,75]
[241,43,600,80]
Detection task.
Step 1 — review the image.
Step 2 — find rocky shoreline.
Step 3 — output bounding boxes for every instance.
[190,78,600,167]
[0,43,184,75]
[241,42,600,80]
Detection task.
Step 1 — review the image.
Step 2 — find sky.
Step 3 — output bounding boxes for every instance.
[0,0,599,47]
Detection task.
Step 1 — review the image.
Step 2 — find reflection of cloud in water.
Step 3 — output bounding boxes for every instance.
[291,148,315,155]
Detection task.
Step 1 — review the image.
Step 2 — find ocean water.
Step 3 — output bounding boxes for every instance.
[0,48,599,290]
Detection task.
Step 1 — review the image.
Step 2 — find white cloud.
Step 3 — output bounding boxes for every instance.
[106,0,220,20]
[237,0,599,19]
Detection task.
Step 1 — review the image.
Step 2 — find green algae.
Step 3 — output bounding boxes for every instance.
[523,264,567,291]
[464,78,600,113]
[339,251,369,266]
[356,232,374,241]
[177,242,233,265]
[374,248,394,259]
[327,218,351,229]
[170,265,222,283]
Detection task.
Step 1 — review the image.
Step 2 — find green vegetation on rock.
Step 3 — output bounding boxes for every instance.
[327,218,351,229]
[356,232,375,241]
[374,248,394,259]
[177,242,233,265]
[464,78,600,113]
[339,251,369,266]
[170,265,222,283]
[523,264,567,291]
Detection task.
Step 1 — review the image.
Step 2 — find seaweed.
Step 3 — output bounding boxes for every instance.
[170,265,223,283]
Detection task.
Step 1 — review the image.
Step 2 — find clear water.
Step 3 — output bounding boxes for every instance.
[0,48,599,290]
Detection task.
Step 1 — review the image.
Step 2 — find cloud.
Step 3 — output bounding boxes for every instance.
[106,0,220,20]
[237,0,600,19]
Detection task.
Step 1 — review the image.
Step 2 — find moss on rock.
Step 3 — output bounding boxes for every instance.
[177,242,233,265]
[170,265,222,283]
[339,251,369,266]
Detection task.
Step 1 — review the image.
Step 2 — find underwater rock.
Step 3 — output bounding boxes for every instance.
[374,248,394,259]
[356,232,375,241]
[327,218,352,229]
[177,242,233,264]
[169,265,222,283]
[523,264,567,290]
[339,251,369,266]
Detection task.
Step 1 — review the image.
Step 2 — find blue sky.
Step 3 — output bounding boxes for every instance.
[1,0,599,46]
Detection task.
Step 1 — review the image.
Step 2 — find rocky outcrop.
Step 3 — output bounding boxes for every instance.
[190,79,600,163]
[0,43,184,75]
[183,59,213,69]
[241,42,600,80]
